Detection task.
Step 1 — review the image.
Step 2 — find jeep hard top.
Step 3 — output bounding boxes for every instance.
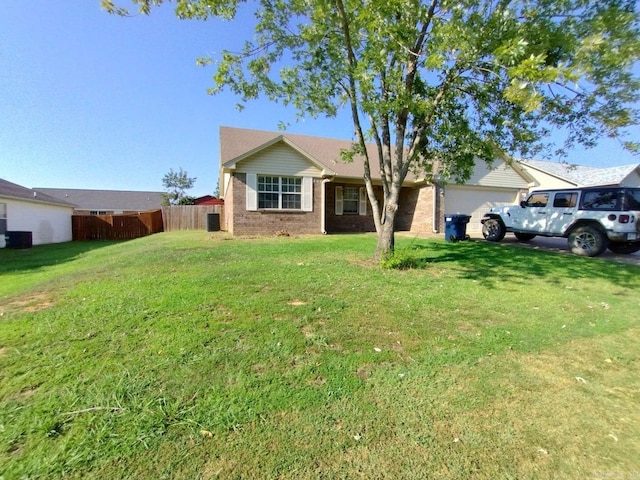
[481,187,640,257]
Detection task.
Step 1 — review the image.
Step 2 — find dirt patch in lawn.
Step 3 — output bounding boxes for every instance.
[0,292,56,315]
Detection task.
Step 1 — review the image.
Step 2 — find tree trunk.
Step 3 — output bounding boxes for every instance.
[374,207,397,260]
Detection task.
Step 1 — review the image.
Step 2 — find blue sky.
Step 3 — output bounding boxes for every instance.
[0,2,638,198]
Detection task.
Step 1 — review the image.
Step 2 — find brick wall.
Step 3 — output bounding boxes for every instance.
[324,183,377,233]
[230,173,322,236]
[402,185,439,234]
[229,174,441,235]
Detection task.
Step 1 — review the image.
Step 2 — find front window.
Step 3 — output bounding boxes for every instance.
[342,187,360,214]
[525,193,549,207]
[258,175,301,209]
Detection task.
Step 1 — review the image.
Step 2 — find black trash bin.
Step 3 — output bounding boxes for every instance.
[206,213,220,232]
[444,214,471,242]
[6,231,33,249]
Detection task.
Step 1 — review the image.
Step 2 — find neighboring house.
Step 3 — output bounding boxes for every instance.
[519,160,640,189]
[0,178,75,247]
[33,188,164,215]
[195,195,224,206]
[219,126,534,235]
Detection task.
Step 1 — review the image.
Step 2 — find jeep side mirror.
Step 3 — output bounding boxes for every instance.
[520,200,527,208]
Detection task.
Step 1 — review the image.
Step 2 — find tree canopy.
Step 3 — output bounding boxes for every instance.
[106,0,640,257]
[162,167,197,205]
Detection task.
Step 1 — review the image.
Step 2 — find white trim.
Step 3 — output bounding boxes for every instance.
[302,177,313,212]
[246,173,257,211]
[358,187,367,216]
[335,186,343,215]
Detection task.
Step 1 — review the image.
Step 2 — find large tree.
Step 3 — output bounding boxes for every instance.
[162,167,197,205]
[105,0,640,258]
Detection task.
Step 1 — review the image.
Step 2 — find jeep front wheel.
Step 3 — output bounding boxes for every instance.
[568,226,607,257]
[482,218,506,242]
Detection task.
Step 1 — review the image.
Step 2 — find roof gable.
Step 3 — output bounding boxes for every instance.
[220,126,384,181]
[520,160,640,187]
[453,160,532,188]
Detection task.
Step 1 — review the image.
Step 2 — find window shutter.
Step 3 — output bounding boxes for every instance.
[335,186,343,215]
[359,187,367,215]
[302,177,313,212]
[246,173,257,211]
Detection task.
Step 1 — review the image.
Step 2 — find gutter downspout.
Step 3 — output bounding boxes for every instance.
[432,183,439,233]
[321,178,331,234]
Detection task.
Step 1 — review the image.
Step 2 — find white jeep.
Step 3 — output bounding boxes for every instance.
[481,187,640,257]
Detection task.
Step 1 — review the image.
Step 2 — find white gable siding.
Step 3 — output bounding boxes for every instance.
[4,198,73,245]
[518,164,577,189]
[235,143,322,177]
[457,161,530,189]
[621,170,640,187]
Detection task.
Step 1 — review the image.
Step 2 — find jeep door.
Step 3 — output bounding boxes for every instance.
[517,192,550,232]
[545,191,579,234]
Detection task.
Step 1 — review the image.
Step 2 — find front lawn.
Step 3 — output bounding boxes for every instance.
[1,231,639,479]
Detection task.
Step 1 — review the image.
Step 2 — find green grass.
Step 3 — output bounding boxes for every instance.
[1,231,639,479]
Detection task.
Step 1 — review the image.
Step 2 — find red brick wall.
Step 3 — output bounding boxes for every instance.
[402,185,438,234]
[230,173,322,236]
[324,183,435,233]
[229,174,440,235]
[324,183,377,233]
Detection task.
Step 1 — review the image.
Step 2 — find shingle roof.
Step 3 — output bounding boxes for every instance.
[33,188,164,211]
[520,159,639,187]
[220,126,387,180]
[0,178,75,207]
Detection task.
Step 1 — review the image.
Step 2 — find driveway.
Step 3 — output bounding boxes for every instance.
[479,234,640,266]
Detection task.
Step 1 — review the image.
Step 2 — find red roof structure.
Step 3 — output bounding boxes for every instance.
[195,195,224,206]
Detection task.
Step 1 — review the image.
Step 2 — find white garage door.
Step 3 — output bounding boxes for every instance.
[445,186,520,233]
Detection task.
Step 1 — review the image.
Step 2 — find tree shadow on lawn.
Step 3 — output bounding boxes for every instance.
[0,240,119,273]
[394,239,639,289]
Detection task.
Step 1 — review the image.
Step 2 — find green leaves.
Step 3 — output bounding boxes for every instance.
[106,0,639,254]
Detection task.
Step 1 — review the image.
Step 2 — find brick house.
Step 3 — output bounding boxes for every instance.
[219,126,533,236]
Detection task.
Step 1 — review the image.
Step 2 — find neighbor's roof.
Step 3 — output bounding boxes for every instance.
[520,159,640,187]
[33,188,164,211]
[0,178,75,207]
[220,126,388,181]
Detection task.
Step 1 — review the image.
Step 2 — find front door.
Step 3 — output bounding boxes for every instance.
[516,192,550,232]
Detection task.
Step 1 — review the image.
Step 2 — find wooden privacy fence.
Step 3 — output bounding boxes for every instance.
[73,210,164,241]
[161,205,223,231]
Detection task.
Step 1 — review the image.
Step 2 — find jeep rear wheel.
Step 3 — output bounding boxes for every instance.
[482,218,506,242]
[608,243,640,254]
[514,232,536,241]
[568,226,607,257]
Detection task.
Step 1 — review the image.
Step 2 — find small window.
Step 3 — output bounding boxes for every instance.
[0,203,6,235]
[553,192,578,208]
[90,210,108,215]
[525,193,549,207]
[342,187,360,214]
